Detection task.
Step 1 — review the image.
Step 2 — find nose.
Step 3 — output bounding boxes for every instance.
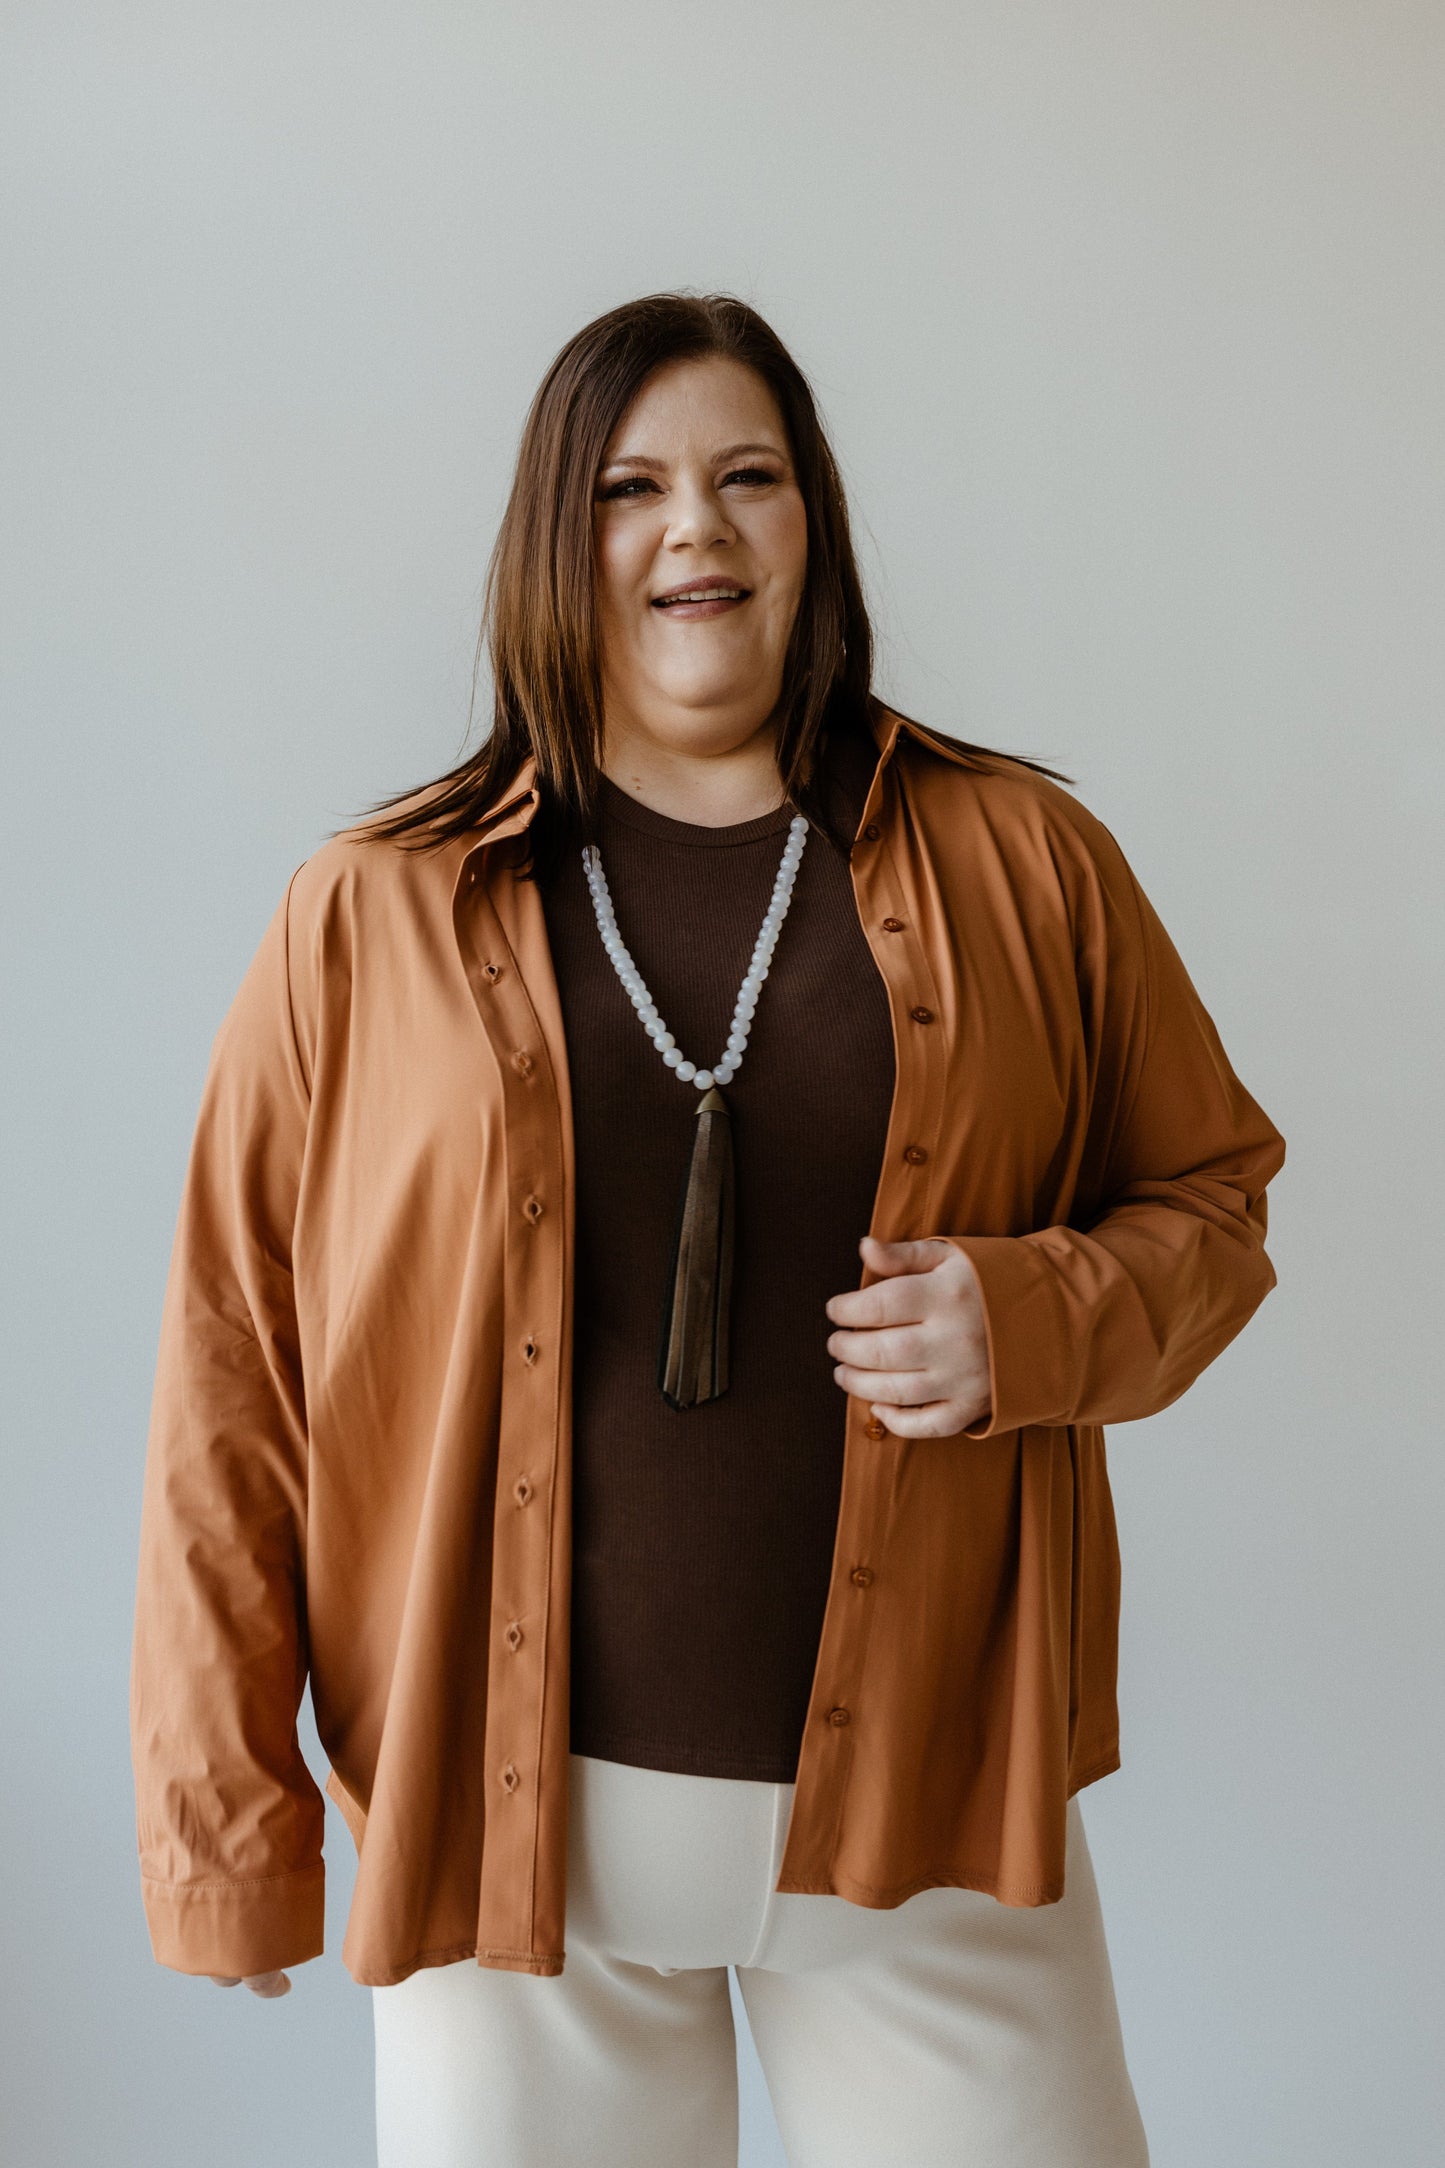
[663,478,735,553]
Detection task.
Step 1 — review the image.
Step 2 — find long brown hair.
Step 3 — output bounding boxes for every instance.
[339,291,1072,881]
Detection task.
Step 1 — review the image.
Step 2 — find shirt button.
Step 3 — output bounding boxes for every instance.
[827,1706,851,1727]
[909,1005,934,1024]
[903,1143,928,1165]
[512,1049,535,1076]
[483,961,503,983]
[864,1417,887,1440]
[850,1565,874,1587]
[864,823,881,841]
[513,1476,534,1505]
[523,1194,544,1222]
[500,1761,520,1792]
[881,916,905,932]
[504,1620,524,1650]
[521,1334,539,1365]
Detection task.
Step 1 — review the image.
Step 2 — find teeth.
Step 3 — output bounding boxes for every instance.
[659,588,745,604]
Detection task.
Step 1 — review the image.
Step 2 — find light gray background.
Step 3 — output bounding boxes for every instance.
[3,4,1440,2164]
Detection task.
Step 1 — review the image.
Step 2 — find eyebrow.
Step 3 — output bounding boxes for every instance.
[598,440,789,472]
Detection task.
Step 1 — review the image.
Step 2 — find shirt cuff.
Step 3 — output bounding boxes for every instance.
[939,1233,1054,1438]
[140,1862,325,1978]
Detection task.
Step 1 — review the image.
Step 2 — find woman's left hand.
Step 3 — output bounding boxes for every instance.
[825,1234,992,1438]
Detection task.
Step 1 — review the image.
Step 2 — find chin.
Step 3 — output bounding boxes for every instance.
[648,671,779,725]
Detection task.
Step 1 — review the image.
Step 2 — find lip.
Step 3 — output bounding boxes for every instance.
[650,578,752,619]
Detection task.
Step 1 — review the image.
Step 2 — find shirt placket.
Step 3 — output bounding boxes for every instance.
[453,827,571,1968]
[773,761,951,1893]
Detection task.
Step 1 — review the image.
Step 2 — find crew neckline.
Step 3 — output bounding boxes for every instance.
[596,771,799,849]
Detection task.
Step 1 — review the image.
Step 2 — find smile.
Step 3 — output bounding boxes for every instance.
[651,583,751,615]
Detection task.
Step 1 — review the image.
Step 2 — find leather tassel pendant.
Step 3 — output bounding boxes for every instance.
[657,1085,735,1409]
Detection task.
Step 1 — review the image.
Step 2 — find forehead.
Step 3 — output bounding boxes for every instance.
[603,355,789,459]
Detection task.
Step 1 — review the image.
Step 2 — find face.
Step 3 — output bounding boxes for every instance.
[592,354,809,762]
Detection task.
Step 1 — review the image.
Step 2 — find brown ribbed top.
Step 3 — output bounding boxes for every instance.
[536,727,896,1781]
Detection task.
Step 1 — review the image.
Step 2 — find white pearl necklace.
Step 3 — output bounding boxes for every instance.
[581,811,810,1088]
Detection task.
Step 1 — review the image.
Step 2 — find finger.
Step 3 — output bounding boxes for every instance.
[826,1321,928,1372]
[833,1363,939,1407]
[859,1234,955,1273]
[825,1271,941,1330]
[246,1970,292,1998]
[209,1975,241,1988]
[862,1398,971,1439]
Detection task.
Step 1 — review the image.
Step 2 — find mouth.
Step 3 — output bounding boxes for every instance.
[650,580,752,619]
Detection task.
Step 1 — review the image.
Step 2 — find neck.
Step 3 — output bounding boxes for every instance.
[599,710,794,828]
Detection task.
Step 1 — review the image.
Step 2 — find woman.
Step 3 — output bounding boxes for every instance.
[130,293,1285,2166]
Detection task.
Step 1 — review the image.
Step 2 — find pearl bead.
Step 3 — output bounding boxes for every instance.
[581,812,809,1095]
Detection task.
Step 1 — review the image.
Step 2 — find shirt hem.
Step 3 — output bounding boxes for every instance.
[776,1744,1123,1910]
[360,1941,566,1986]
[774,1865,1068,1906]
[1067,1743,1122,1793]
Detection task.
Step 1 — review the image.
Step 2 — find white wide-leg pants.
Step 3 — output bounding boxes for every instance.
[373,1751,1150,2168]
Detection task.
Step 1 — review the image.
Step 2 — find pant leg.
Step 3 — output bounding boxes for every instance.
[372,1938,738,2168]
[736,1793,1150,2168]
[372,1753,782,2168]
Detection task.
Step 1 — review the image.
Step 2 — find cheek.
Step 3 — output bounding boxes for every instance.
[595,523,651,634]
[759,499,808,610]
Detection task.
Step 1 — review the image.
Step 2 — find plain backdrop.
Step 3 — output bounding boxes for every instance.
[3,4,1441,2164]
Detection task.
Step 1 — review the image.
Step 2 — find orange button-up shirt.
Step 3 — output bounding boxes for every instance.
[129,704,1285,1984]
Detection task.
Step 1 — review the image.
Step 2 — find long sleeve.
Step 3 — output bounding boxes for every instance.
[129,867,326,1975]
[946,844,1286,1436]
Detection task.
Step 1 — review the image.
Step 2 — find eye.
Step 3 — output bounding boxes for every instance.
[598,475,659,500]
[722,466,777,488]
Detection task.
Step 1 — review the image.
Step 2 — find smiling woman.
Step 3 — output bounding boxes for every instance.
[590,357,809,799]
[347,291,1064,881]
[132,290,1283,2168]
